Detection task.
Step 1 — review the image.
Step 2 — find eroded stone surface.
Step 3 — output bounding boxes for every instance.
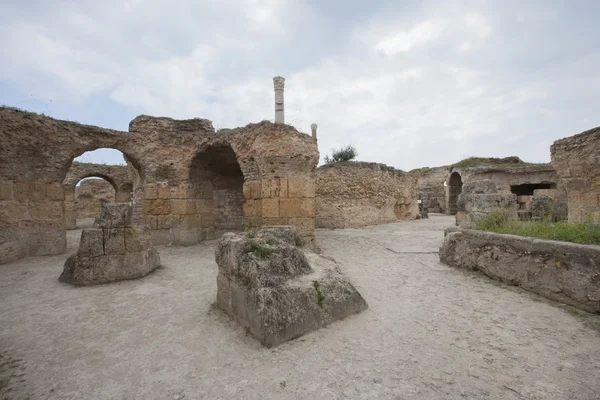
[439,228,600,313]
[216,226,367,347]
[59,204,159,285]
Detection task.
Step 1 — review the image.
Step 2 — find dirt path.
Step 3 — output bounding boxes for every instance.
[1,215,599,399]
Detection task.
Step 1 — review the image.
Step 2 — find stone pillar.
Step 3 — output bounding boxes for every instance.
[273,76,285,124]
[310,123,317,140]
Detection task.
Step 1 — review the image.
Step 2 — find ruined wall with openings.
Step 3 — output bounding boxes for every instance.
[409,166,450,214]
[75,179,116,218]
[551,126,600,222]
[316,162,418,229]
[0,108,319,264]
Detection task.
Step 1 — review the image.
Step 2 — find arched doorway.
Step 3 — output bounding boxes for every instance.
[448,172,463,215]
[189,144,245,238]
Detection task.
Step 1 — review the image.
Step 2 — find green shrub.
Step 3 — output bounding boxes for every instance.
[242,239,273,259]
[324,145,357,164]
[475,209,600,245]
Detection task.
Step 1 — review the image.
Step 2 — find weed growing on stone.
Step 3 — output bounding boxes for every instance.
[313,280,325,308]
[243,239,273,259]
[280,381,287,388]
[245,327,250,336]
[476,209,600,245]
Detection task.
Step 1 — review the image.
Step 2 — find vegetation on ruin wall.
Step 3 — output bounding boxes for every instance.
[476,209,600,245]
[324,145,358,164]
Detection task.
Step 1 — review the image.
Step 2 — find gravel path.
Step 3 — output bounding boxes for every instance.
[1,215,599,399]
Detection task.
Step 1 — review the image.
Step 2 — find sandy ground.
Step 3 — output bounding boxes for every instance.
[1,215,599,400]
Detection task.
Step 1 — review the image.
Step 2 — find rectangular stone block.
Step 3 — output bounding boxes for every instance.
[288,217,315,236]
[287,178,315,198]
[170,199,196,215]
[0,201,25,221]
[144,215,158,229]
[243,181,262,200]
[195,199,213,213]
[78,229,104,257]
[157,214,179,229]
[261,179,288,199]
[299,198,315,217]
[144,199,170,215]
[170,183,191,199]
[170,228,200,246]
[517,195,533,203]
[18,220,40,233]
[157,185,171,199]
[201,212,214,228]
[29,201,64,220]
[262,198,279,218]
[64,201,76,212]
[46,183,64,201]
[39,219,65,231]
[263,217,289,226]
[103,228,125,255]
[179,214,202,229]
[144,184,158,200]
[124,227,149,252]
[245,217,262,229]
[279,198,303,218]
[0,180,14,201]
[243,199,262,218]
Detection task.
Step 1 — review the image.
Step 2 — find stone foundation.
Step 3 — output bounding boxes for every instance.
[59,204,160,286]
[216,226,367,347]
[439,228,600,313]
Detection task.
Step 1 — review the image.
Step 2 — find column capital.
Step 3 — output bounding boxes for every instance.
[273,76,285,90]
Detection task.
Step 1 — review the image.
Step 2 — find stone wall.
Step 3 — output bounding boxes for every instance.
[551,126,600,222]
[409,166,450,213]
[316,162,418,229]
[455,180,517,228]
[0,107,319,264]
[440,228,600,313]
[75,179,116,218]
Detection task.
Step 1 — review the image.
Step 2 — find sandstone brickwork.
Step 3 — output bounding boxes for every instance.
[551,126,600,222]
[440,228,600,313]
[59,204,160,286]
[75,179,116,218]
[316,162,418,229]
[215,226,368,347]
[0,107,318,264]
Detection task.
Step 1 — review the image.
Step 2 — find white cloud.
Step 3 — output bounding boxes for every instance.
[375,19,447,55]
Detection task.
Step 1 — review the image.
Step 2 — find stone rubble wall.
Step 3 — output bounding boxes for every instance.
[551,126,600,222]
[316,162,418,229]
[75,179,116,218]
[439,228,600,313]
[409,166,450,214]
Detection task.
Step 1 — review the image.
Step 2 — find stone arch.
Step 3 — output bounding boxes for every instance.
[448,171,463,215]
[188,143,246,238]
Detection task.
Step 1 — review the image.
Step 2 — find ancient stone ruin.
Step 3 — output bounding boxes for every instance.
[215,226,368,347]
[316,162,418,229]
[551,126,600,222]
[59,203,160,286]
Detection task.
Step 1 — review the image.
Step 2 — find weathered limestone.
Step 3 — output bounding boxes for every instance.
[215,226,368,348]
[551,126,600,222]
[273,76,285,124]
[310,123,317,140]
[440,228,600,313]
[455,180,517,227]
[0,103,319,264]
[316,162,418,228]
[59,203,160,285]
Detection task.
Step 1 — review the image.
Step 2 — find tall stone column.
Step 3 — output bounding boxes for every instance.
[273,76,285,124]
[310,123,318,140]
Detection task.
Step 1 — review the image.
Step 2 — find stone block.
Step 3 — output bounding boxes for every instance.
[18,220,40,233]
[279,198,303,217]
[78,229,104,257]
[245,217,262,228]
[157,185,171,199]
[94,203,132,228]
[144,184,158,200]
[0,201,25,221]
[157,214,179,229]
[46,183,64,201]
[64,201,76,212]
[14,181,45,201]
[288,178,315,198]
[29,201,64,220]
[124,227,150,252]
[144,199,170,215]
[39,219,65,231]
[263,217,289,226]
[179,214,202,229]
[0,180,14,201]
[243,199,262,218]
[299,198,315,217]
[170,199,196,215]
[170,229,200,246]
[262,198,279,218]
[195,199,213,213]
[215,229,367,347]
[261,179,288,199]
[243,181,262,200]
[201,212,214,228]
[103,228,125,255]
[517,195,533,203]
[170,183,191,199]
[288,217,315,236]
[144,215,158,229]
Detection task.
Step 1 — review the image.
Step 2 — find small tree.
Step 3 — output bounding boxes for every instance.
[324,145,358,164]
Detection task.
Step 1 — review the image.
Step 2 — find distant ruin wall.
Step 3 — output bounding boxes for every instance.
[316,163,418,229]
[75,179,116,218]
[440,228,600,313]
[410,167,449,214]
[551,127,600,222]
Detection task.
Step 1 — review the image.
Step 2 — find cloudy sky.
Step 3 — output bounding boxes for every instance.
[1,0,599,170]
